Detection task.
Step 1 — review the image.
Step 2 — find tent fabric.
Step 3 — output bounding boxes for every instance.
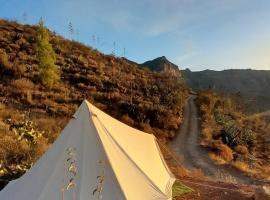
[0,100,175,200]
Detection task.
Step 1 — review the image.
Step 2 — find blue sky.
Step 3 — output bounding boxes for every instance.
[1,0,270,71]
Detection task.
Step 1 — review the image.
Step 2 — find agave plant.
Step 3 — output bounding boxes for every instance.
[8,119,43,143]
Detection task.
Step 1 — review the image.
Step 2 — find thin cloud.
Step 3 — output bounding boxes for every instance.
[175,51,199,63]
[63,0,247,36]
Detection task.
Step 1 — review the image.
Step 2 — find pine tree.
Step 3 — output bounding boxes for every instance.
[36,18,60,87]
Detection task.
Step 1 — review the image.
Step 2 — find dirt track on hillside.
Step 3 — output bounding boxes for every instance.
[171,95,260,185]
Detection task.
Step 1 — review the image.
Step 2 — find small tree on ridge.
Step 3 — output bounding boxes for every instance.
[36,18,59,87]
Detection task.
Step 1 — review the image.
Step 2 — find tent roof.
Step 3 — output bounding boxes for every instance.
[0,100,175,200]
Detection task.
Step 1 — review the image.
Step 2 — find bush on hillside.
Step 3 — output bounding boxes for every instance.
[235,145,249,155]
[0,118,49,178]
[211,140,234,162]
[36,19,59,87]
[241,128,255,146]
[0,50,12,72]
[12,78,34,91]
[0,134,31,168]
[12,62,26,78]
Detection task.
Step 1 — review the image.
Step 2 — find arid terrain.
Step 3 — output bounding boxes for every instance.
[171,96,258,185]
[0,19,270,199]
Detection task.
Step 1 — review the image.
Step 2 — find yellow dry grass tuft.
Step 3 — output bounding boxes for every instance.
[232,161,257,175]
[208,153,227,165]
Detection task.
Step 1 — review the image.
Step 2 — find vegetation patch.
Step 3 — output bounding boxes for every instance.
[172,180,193,197]
[197,89,270,180]
[0,118,48,180]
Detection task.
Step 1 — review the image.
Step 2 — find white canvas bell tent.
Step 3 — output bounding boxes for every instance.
[0,100,175,200]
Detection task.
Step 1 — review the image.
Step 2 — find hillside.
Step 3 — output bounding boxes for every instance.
[0,19,188,181]
[0,19,264,199]
[182,69,270,113]
[197,90,270,181]
[123,56,182,78]
[142,56,181,74]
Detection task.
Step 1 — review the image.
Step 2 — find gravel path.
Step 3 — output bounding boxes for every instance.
[170,95,260,185]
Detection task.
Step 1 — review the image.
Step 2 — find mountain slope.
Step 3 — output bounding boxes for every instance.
[0,19,188,181]
[182,69,270,113]
[0,19,187,137]
[142,56,180,72]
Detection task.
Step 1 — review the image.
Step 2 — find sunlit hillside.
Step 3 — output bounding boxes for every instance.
[0,19,188,182]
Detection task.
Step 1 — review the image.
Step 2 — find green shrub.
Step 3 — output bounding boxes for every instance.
[9,119,42,143]
[222,123,240,147]
[241,128,254,145]
[215,112,232,125]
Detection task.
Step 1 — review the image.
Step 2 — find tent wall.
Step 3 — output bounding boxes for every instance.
[0,101,175,200]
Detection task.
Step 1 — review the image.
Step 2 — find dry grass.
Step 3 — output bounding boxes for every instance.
[0,50,11,70]
[190,168,206,180]
[32,117,68,143]
[12,62,26,78]
[12,78,35,91]
[0,134,31,166]
[235,145,249,155]
[0,103,6,110]
[197,90,270,180]
[208,153,227,165]
[232,161,249,172]
[232,161,256,175]
[120,114,135,126]
[253,165,270,180]
[33,137,49,160]
[157,141,191,178]
[214,170,237,183]
[158,142,207,181]
[170,165,190,178]
[218,144,234,162]
[0,106,25,122]
[210,140,234,162]
[139,122,154,134]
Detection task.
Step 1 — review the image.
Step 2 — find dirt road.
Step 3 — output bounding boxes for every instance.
[171,95,259,185]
